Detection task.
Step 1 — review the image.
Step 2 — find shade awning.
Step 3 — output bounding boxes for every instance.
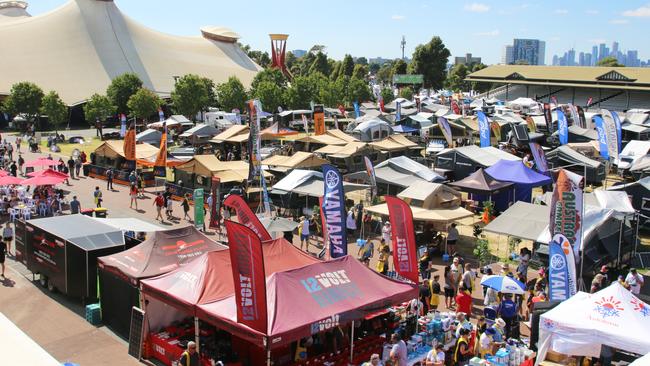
[365,203,473,224]
[448,168,514,195]
[483,201,550,241]
[92,217,165,232]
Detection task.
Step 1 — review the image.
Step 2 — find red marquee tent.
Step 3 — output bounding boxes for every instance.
[196,255,418,349]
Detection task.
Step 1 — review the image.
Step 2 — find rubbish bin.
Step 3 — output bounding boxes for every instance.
[80,209,94,217]
[82,164,90,177]
[94,207,108,218]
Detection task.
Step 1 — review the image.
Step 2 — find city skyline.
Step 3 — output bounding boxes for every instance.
[552,41,646,67]
[24,0,650,65]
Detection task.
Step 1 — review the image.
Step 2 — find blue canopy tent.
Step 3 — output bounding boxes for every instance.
[393,124,419,134]
[485,159,552,210]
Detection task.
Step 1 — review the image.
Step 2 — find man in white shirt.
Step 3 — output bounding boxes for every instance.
[425,343,445,365]
[382,221,392,245]
[389,333,408,366]
[625,268,645,295]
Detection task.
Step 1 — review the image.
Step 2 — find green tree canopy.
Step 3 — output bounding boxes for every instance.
[392,59,408,75]
[445,64,469,92]
[596,56,624,67]
[380,88,395,104]
[216,76,248,113]
[355,57,368,65]
[127,88,162,122]
[320,77,347,107]
[409,36,451,89]
[284,73,326,109]
[341,54,355,78]
[41,91,68,131]
[106,73,143,115]
[346,77,372,104]
[4,81,44,123]
[83,94,115,124]
[399,88,414,100]
[352,64,369,80]
[376,63,393,85]
[309,52,331,75]
[250,68,287,92]
[171,74,213,120]
[252,81,284,113]
[369,63,381,74]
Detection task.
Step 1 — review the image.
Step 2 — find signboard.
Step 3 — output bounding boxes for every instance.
[193,188,204,230]
[392,74,424,84]
[128,306,145,360]
[313,105,325,135]
[209,177,221,229]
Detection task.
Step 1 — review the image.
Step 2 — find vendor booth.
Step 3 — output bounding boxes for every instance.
[97,226,227,339]
[369,134,422,158]
[262,151,329,174]
[435,145,520,181]
[484,159,552,206]
[545,145,605,184]
[448,168,514,209]
[15,214,126,300]
[89,140,160,185]
[536,283,650,366]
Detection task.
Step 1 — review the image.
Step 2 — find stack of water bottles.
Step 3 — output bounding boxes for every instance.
[484,340,533,366]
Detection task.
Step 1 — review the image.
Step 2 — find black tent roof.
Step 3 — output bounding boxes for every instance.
[27,215,124,250]
[447,168,513,195]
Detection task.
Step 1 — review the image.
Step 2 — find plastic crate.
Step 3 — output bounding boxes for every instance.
[85,303,102,325]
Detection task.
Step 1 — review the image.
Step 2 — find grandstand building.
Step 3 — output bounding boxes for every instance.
[466,65,650,111]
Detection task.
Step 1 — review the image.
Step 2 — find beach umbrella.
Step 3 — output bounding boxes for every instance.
[259,216,299,233]
[26,168,69,178]
[0,176,23,185]
[20,175,66,186]
[24,158,58,168]
[480,275,526,294]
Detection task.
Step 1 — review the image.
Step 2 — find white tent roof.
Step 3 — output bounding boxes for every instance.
[353,118,391,132]
[507,97,538,107]
[0,313,60,366]
[536,283,650,365]
[0,0,260,105]
[271,169,368,198]
[376,156,443,182]
[91,217,165,232]
[630,353,650,365]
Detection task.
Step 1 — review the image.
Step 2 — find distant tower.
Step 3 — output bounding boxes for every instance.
[269,34,291,78]
[401,36,406,60]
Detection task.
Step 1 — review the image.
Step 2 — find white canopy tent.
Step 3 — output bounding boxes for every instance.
[536,282,650,365]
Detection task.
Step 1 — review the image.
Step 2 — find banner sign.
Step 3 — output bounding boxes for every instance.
[525,116,536,133]
[451,100,460,115]
[120,114,127,137]
[557,109,568,145]
[223,194,272,241]
[123,123,136,171]
[593,116,609,160]
[543,103,553,132]
[363,156,377,199]
[385,196,419,284]
[567,103,581,128]
[321,164,347,258]
[529,142,548,173]
[313,105,325,135]
[477,111,490,148]
[225,220,268,333]
[153,124,167,177]
[353,102,361,119]
[209,177,221,229]
[193,188,205,230]
[548,233,576,301]
[550,168,583,262]
[437,116,453,147]
[601,110,619,160]
[611,111,623,154]
[247,99,262,181]
[395,101,401,121]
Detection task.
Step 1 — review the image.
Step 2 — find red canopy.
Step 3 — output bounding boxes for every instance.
[24,158,59,168]
[20,175,66,186]
[141,238,319,314]
[0,170,8,177]
[196,256,418,348]
[26,168,69,178]
[98,226,227,282]
[0,175,23,185]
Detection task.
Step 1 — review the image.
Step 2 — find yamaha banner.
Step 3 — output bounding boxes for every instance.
[477,111,490,148]
[437,116,453,147]
[611,111,623,154]
[385,196,419,284]
[529,142,548,173]
[594,116,609,160]
[557,109,569,145]
[225,220,268,334]
[550,168,584,261]
[321,164,347,258]
[548,233,575,301]
[223,194,272,241]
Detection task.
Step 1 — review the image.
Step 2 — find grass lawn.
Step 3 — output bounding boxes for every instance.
[38,136,104,158]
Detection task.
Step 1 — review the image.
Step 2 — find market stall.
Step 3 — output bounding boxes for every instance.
[369,134,422,158]
[545,145,605,184]
[97,226,227,339]
[314,142,378,174]
[435,145,520,181]
[89,140,160,185]
[485,159,552,207]
[15,214,126,300]
[448,168,514,208]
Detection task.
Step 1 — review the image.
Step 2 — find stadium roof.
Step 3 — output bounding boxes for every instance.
[0,0,260,105]
[466,65,650,92]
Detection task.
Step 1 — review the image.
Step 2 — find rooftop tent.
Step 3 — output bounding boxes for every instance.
[297,134,349,146]
[260,122,299,137]
[314,142,374,158]
[349,118,393,142]
[435,145,520,180]
[590,190,636,219]
[261,151,329,172]
[617,140,650,170]
[536,283,650,365]
[406,113,434,129]
[136,128,162,146]
[563,125,599,142]
[624,111,650,125]
[485,159,552,203]
[345,156,445,192]
[140,238,320,323]
[97,226,227,338]
[630,155,650,179]
[179,123,220,139]
[326,129,358,143]
[567,141,601,159]
[369,134,420,153]
[209,125,249,144]
[397,181,462,209]
[384,97,415,110]
[374,155,445,183]
[448,168,514,196]
[270,169,368,198]
[195,256,418,349]
[545,145,606,184]
[622,123,650,142]
[392,124,419,134]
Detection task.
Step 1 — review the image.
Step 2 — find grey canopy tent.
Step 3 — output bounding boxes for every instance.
[136,128,162,146]
[545,145,606,184]
[179,123,219,140]
[435,145,520,180]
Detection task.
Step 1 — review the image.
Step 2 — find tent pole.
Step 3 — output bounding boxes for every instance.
[617,219,624,269]
[634,212,640,258]
[194,317,200,353]
[349,320,355,365]
[266,337,271,366]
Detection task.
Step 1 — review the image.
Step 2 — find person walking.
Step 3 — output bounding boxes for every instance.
[105,168,114,190]
[376,242,390,275]
[6,142,13,160]
[299,216,310,252]
[9,161,17,177]
[153,192,165,221]
[497,294,518,338]
[447,223,459,255]
[70,196,81,214]
[128,171,137,187]
[346,209,357,239]
[3,223,13,257]
[74,157,82,177]
[382,221,392,245]
[462,263,475,294]
[15,137,21,153]
[17,154,24,175]
[0,232,6,278]
[453,328,473,366]
[93,186,103,208]
[625,268,645,295]
[67,156,75,179]
[129,184,138,210]
[182,193,191,220]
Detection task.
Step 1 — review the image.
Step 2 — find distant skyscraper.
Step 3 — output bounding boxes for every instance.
[611,41,619,57]
[567,49,576,66]
[598,43,609,62]
[552,55,559,66]
[578,52,585,66]
[454,53,482,66]
[512,39,545,65]
[591,46,598,65]
[627,50,639,67]
[502,45,514,64]
[585,53,592,67]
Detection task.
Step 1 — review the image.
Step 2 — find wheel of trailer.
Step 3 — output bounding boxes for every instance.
[39,275,48,288]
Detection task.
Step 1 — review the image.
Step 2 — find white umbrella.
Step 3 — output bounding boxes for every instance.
[480,275,526,295]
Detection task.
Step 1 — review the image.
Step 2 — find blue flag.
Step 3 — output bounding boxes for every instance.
[477,111,490,148]
[321,164,347,258]
[548,234,574,301]
[593,115,609,160]
[395,101,402,121]
[611,111,623,154]
[557,109,568,145]
[353,102,361,119]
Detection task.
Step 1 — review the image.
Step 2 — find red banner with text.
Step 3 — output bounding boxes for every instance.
[385,196,419,284]
[223,194,272,241]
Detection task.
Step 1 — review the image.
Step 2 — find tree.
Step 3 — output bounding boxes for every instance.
[216,76,248,113]
[346,77,372,104]
[329,61,342,81]
[369,62,381,75]
[470,63,490,93]
[250,68,287,92]
[127,88,162,122]
[285,51,298,72]
[106,73,143,115]
[341,54,355,77]
[3,82,44,126]
[41,91,68,132]
[355,57,368,65]
[409,36,451,89]
[83,93,115,125]
[309,52,331,76]
[352,64,369,80]
[597,56,624,67]
[171,74,213,120]
[320,77,347,107]
[392,59,408,75]
[380,88,395,104]
[445,64,469,92]
[376,63,393,85]
[284,73,325,109]
[252,81,284,113]
[399,88,414,101]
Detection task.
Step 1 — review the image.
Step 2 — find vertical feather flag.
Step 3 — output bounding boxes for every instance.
[437,116,453,147]
[557,109,569,145]
[385,196,419,284]
[321,164,347,259]
[593,116,609,160]
[477,111,490,148]
[153,122,167,177]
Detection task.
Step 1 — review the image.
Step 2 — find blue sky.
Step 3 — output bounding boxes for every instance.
[28,0,650,65]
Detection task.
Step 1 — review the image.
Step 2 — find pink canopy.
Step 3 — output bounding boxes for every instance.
[24,158,59,168]
[20,175,66,186]
[26,168,69,178]
[0,175,23,185]
[196,256,418,348]
[0,170,8,177]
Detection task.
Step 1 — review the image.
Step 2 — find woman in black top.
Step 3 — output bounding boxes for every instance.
[182,194,191,221]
